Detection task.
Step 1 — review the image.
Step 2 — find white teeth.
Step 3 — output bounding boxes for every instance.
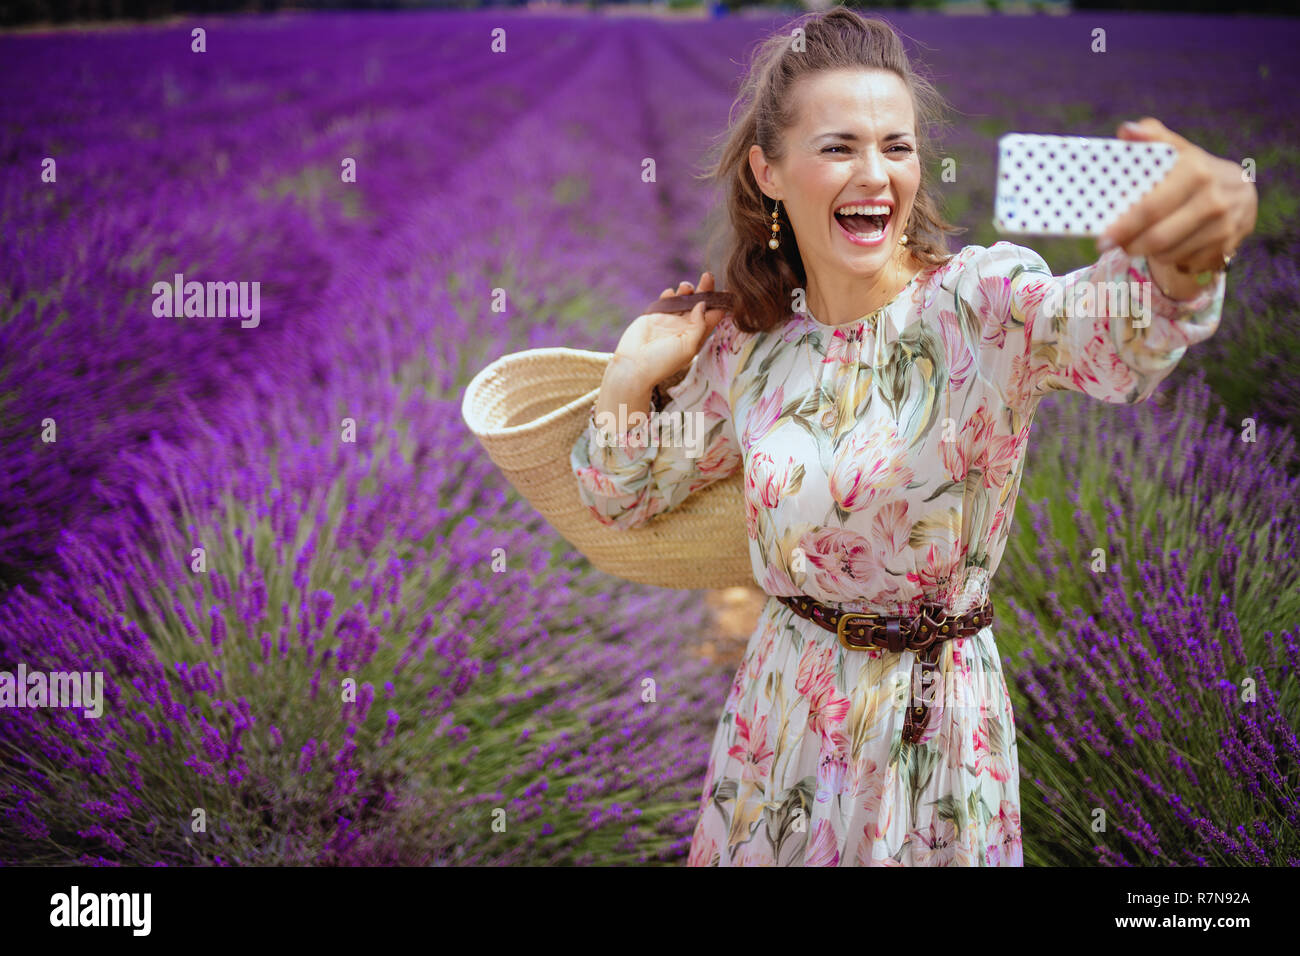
[835,204,891,216]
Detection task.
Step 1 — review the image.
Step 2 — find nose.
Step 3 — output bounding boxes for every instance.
[852,150,890,191]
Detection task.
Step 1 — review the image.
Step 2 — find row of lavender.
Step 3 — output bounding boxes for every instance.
[0,12,747,864]
[0,12,610,584]
[2,11,1298,864]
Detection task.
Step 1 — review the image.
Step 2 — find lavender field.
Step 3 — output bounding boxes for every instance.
[1,9,1298,866]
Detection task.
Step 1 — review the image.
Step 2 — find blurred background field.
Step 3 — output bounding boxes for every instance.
[1,5,1297,865]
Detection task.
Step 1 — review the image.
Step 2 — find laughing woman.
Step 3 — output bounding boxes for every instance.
[570,8,1255,866]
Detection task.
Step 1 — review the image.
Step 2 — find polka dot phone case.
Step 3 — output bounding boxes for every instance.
[993,133,1177,236]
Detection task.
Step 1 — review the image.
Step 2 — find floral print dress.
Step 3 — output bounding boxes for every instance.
[571,241,1225,866]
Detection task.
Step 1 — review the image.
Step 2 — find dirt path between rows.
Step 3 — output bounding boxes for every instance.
[692,585,765,670]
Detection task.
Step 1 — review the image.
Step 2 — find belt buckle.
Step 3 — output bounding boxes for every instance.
[836,611,881,651]
[911,607,947,652]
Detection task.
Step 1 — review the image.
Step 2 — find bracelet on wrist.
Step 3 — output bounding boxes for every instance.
[1152,252,1233,299]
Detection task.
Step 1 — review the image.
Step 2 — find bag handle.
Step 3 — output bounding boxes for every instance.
[644,290,735,315]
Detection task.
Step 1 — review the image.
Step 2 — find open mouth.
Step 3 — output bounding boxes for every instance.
[834,205,891,243]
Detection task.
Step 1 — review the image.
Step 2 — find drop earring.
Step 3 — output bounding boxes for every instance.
[895,232,911,293]
[768,198,781,250]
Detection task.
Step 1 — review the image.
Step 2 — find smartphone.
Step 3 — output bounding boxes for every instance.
[993,133,1177,237]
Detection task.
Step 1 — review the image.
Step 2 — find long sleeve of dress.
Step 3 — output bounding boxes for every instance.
[570,315,748,531]
[951,241,1225,416]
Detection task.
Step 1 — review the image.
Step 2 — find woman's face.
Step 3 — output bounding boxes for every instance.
[750,68,921,285]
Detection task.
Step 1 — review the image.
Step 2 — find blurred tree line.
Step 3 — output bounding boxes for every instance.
[2,0,1292,35]
[0,0,494,27]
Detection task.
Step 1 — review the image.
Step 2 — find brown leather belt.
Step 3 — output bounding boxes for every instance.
[775,594,994,745]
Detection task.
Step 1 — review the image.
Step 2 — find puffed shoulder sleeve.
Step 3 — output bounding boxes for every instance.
[569,315,748,530]
[948,241,1224,415]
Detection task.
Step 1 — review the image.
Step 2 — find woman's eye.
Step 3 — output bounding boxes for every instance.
[822,144,913,155]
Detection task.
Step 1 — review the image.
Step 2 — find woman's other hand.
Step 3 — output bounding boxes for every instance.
[609,270,731,389]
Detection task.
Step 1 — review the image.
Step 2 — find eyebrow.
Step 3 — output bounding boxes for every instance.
[815,131,914,142]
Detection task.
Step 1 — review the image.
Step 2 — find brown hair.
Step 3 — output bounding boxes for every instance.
[697,8,963,334]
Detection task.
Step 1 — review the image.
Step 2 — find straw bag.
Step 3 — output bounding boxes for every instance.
[460,342,753,590]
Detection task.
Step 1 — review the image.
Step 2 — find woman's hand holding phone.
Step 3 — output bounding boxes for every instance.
[1100,117,1257,299]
